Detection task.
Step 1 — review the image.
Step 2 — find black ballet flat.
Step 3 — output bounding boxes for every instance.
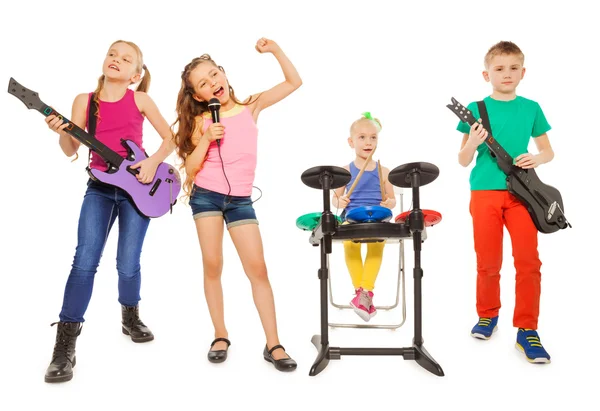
[207,338,231,363]
[263,344,297,372]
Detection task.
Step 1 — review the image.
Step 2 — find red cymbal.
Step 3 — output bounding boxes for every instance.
[394,210,442,227]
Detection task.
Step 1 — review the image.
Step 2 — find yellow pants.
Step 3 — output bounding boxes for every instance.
[343,240,385,291]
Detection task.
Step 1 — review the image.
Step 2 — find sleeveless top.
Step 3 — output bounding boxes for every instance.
[86,89,144,171]
[194,104,258,196]
[344,161,383,213]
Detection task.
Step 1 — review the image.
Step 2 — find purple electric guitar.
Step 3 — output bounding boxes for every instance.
[8,77,181,218]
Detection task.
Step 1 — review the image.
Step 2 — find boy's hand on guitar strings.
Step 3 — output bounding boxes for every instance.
[45,113,68,134]
[466,119,488,148]
[514,153,540,169]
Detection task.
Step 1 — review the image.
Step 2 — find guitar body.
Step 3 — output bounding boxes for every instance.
[446,97,571,233]
[506,169,564,234]
[88,140,181,218]
[7,77,181,218]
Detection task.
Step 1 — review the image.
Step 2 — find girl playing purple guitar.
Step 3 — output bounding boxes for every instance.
[41,40,176,383]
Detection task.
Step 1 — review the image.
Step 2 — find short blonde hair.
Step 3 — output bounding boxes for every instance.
[484,41,524,68]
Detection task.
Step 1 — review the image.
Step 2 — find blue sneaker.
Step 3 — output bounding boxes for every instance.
[516,329,551,364]
[470,316,498,340]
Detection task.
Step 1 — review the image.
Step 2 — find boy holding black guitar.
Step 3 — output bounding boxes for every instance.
[453,41,561,364]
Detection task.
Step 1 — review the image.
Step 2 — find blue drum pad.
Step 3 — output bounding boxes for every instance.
[346,206,393,223]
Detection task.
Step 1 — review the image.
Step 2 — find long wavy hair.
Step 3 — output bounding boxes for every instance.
[172,54,253,197]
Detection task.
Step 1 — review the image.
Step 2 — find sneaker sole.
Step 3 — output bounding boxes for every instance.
[471,326,498,340]
[515,343,551,364]
[349,302,371,322]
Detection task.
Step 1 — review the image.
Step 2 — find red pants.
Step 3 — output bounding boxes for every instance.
[470,190,542,329]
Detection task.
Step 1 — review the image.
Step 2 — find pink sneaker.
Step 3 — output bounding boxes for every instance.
[350,288,371,322]
[367,290,377,319]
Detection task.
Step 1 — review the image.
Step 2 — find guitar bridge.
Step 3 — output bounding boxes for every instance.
[166,178,176,213]
[547,201,557,221]
[548,202,572,229]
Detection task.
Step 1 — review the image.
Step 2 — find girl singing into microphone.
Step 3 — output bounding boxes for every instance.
[172,38,302,372]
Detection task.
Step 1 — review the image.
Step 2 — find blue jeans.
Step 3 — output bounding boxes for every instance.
[59,180,150,322]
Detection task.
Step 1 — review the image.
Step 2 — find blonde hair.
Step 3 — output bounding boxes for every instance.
[484,41,524,68]
[92,40,150,114]
[350,112,382,135]
[73,40,150,163]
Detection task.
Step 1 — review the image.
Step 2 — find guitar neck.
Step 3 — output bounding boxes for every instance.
[478,121,530,184]
[483,135,514,175]
[39,104,123,168]
[447,97,516,175]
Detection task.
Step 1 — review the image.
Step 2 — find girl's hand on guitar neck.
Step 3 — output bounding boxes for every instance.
[45,114,69,134]
[514,153,540,169]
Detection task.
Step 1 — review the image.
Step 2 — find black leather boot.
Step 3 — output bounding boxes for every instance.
[45,322,82,383]
[121,305,154,343]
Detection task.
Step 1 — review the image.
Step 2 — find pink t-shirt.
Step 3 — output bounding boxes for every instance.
[194,104,258,196]
[86,89,144,171]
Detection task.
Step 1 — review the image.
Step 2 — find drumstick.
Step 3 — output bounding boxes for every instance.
[346,146,377,197]
[378,160,385,201]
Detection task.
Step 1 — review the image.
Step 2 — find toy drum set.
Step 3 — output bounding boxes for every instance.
[297,161,444,377]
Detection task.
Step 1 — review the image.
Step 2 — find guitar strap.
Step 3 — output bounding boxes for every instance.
[87,94,98,168]
[476,101,492,139]
[476,100,512,173]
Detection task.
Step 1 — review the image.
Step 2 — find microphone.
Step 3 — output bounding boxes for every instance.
[208,98,221,146]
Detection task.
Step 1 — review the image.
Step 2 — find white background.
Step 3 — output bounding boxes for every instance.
[1,0,598,409]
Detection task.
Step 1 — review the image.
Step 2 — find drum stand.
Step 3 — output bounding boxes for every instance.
[301,162,444,377]
[328,189,407,330]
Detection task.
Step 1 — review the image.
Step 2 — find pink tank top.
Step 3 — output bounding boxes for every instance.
[194,104,258,196]
[86,89,144,171]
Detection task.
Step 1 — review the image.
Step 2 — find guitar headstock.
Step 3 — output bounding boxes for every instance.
[446,97,477,126]
[7,78,45,111]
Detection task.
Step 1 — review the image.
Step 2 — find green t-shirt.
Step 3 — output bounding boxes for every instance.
[456,96,551,190]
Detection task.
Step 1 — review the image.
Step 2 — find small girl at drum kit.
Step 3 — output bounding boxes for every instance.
[332,113,396,321]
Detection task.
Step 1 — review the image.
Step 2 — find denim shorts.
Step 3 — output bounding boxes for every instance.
[190,185,258,229]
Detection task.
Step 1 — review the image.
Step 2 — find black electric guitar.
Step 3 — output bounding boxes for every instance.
[447,97,571,234]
